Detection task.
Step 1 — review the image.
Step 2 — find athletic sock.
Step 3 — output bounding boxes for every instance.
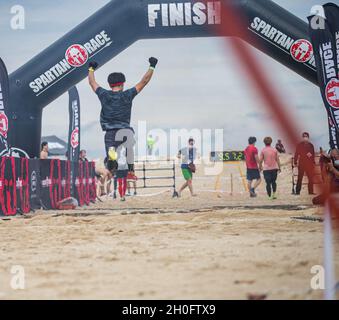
[118,178,123,197]
[122,178,127,197]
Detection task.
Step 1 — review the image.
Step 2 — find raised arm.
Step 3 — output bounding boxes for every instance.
[88,61,100,92]
[135,57,158,94]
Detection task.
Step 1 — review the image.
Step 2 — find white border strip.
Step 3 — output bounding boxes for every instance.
[324,201,335,300]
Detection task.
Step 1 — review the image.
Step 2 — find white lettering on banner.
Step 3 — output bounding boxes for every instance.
[322,42,337,79]
[336,32,339,73]
[250,17,316,68]
[334,110,339,124]
[0,83,9,138]
[148,2,221,27]
[331,112,339,146]
[330,125,338,147]
[73,100,79,128]
[71,99,80,151]
[0,83,3,111]
[29,30,112,96]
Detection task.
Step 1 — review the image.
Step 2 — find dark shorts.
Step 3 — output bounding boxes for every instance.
[104,128,135,167]
[247,168,260,181]
[116,169,128,179]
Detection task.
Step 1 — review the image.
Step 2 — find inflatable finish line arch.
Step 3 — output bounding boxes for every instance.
[8,0,318,158]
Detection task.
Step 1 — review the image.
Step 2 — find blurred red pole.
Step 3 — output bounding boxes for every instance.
[205,0,338,215]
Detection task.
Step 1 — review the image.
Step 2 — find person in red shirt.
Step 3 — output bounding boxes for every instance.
[127,166,138,196]
[294,132,315,195]
[244,136,261,197]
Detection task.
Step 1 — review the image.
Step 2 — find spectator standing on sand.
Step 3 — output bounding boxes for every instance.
[275,139,286,154]
[294,132,315,195]
[127,169,138,196]
[147,135,156,156]
[40,142,49,160]
[116,146,129,201]
[312,148,339,205]
[95,159,112,197]
[178,138,198,197]
[259,137,281,200]
[244,137,261,197]
[79,149,88,162]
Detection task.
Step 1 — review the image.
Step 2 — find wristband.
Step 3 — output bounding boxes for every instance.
[89,67,95,72]
[149,67,155,71]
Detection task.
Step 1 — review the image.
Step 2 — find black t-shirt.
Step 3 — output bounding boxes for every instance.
[96,87,138,131]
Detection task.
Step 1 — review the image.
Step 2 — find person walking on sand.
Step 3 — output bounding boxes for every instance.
[294,132,315,195]
[244,137,261,197]
[259,137,281,200]
[178,138,198,197]
[116,146,129,202]
[275,139,286,154]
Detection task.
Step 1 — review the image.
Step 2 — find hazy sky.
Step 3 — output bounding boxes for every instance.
[1,0,338,158]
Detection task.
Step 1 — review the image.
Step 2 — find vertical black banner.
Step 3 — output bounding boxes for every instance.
[28,159,41,210]
[68,86,80,197]
[0,58,10,156]
[67,86,80,162]
[308,4,339,149]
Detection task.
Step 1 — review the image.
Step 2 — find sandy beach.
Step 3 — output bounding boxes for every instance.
[0,156,338,300]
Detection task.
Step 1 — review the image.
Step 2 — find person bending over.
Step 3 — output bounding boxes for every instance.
[88,57,158,168]
[312,148,339,205]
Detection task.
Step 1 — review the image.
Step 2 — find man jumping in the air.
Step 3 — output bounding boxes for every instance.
[88,57,158,169]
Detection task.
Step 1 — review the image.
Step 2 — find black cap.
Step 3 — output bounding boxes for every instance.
[107,72,126,87]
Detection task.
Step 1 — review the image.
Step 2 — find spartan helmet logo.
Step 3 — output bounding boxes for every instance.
[326,79,339,109]
[71,128,79,148]
[65,44,89,67]
[290,39,313,63]
[0,112,9,138]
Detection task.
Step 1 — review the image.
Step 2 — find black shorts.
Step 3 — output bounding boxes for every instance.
[104,128,135,165]
[116,169,128,179]
[247,169,260,181]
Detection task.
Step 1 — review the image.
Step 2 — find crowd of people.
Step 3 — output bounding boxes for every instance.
[38,56,338,204]
[243,132,339,202]
[244,133,317,199]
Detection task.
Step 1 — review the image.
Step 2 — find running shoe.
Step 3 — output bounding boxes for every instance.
[250,188,257,198]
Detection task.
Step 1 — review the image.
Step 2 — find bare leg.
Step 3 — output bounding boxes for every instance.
[178,181,188,196]
[187,180,196,196]
[253,178,261,190]
[96,179,102,197]
[247,180,252,192]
